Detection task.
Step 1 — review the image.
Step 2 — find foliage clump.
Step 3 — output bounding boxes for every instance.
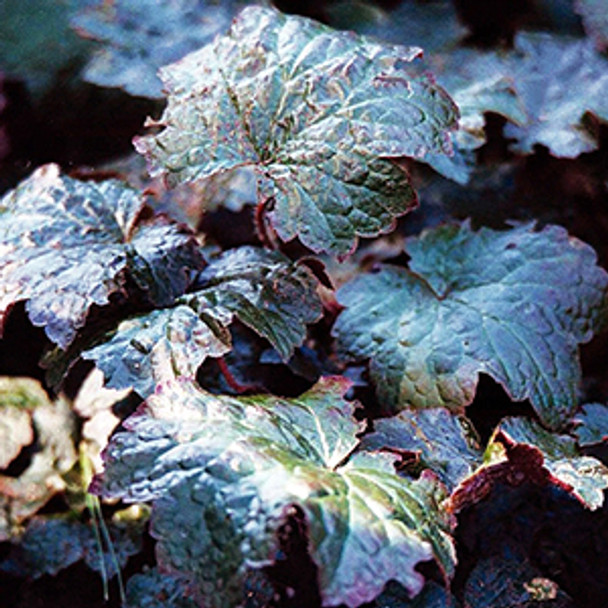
[2,1,608,607]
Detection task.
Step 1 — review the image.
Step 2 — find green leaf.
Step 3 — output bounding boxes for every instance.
[504,32,608,157]
[575,0,608,51]
[71,0,257,99]
[84,246,321,396]
[572,403,608,446]
[362,407,608,512]
[192,247,323,360]
[94,377,455,607]
[0,164,203,349]
[135,6,458,256]
[334,222,608,428]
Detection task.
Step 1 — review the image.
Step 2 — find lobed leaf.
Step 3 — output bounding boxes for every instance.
[362,406,608,512]
[135,6,458,256]
[94,377,455,607]
[496,417,608,510]
[71,0,257,99]
[0,164,203,349]
[84,305,232,397]
[334,222,608,428]
[84,246,322,396]
[192,247,323,360]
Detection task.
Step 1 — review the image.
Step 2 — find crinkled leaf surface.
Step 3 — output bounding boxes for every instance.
[71,0,257,98]
[0,164,203,349]
[84,247,321,396]
[84,305,232,398]
[572,403,608,446]
[334,222,608,428]
[575,0,608,50]
[0,516,142,579]
[94,377,455,607]
[504,32,608,157]
[135,6,458,256]
[361,408,481,489]
[0,0,90,99]
[0,379,77,541]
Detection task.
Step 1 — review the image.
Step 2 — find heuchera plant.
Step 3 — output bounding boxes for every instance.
[3,2,608,607]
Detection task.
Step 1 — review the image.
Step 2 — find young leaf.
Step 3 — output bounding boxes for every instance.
[363,406,608,512]
[572,403,608,446]
[334,222,608,428]
[93,377,456,607]
[449,416,608,512]
[84,305,232,397]
[0,164,203,349]
[135,6,459,256]
[84,247,321,396]
[575,0,608,50]
[71,0,257,99]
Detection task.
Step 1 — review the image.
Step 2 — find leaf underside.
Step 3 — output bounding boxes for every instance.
[334,222,608,429]
[135,5,458,255]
